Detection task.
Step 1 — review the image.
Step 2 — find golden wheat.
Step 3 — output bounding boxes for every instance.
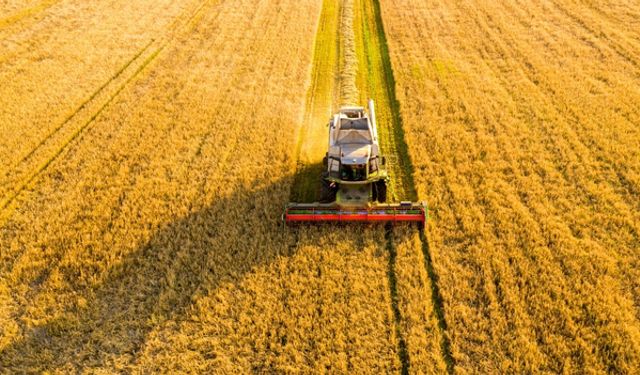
[3,0,637,372]
[0,0,419,372]
[1,0,322,371]
[380,0,640,372]
[0,0,202,197]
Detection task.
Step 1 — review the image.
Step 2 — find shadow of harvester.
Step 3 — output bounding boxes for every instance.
[1,177,300,371]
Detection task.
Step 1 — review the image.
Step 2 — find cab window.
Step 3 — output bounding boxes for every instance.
[340,164,366,181]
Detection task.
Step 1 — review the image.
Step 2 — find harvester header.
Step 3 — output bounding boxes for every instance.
[284,201,428,225]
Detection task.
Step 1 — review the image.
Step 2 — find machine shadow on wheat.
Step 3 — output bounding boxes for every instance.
[284,99,427,228]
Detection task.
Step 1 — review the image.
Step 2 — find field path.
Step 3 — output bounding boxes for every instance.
[354,0,453,372]
[289,0,452,372]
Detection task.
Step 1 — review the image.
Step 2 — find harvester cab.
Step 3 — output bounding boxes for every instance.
[323,102,387,206]
[284,100,427,226]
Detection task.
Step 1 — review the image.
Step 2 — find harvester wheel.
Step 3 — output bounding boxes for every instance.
[374,180,387,203]
[320,176,337,203]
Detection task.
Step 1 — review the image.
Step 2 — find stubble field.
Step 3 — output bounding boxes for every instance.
[1,0,639,373]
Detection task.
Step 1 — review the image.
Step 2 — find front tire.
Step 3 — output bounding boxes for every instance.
[320,175,337,203]
[374,180,387,203]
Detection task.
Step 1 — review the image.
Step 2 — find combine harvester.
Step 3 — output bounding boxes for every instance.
[284,100,427,227]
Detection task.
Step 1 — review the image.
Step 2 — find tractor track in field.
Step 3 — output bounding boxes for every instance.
[384,223,411,374]
[0,46,163,216]
[10,39,155,171]
[0,0,218,220]
[356,0,455,371]
[291,0,454,370]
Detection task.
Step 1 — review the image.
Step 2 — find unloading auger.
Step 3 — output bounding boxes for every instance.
[284,100,427,227]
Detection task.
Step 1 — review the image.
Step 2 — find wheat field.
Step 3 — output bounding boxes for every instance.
[1,0,639,373]
[381,0,640,372]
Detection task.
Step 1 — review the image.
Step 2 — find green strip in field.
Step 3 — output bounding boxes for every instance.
[290,0,417,204]
[354,0,455,372]
[290,0,341,203]
[354,0,416,202]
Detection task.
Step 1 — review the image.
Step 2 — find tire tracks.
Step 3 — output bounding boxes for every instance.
[356,0,454,371]
[9,39,156,171]
[288,0,453,369]
[0,47,163,215]
[0,0,219,220]
[384,223,410,374]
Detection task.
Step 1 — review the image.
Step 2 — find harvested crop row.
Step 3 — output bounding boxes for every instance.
[339,0,358,106]
[379,0,640,372]
[286,0,407,371]
[352,0,451,372]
